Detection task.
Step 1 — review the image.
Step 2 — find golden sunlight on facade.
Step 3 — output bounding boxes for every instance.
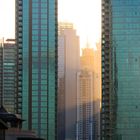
[80,42,101,140]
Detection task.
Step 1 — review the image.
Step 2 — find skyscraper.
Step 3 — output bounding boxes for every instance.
[93,42,101,140]
[80,47,94,71]
[102,0,140,139]
[76,70,94,140]
[0,39,19,114]
[16,0,57,139]
[58,22,80,140]
[81,47,100,140]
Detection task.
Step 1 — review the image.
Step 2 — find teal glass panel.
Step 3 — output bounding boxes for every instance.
[22,0,29,129]
[20,0,57,139]
[102,0,140,139]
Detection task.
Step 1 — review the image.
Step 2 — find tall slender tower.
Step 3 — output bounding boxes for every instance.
[77,70,94,140]
[16,0,57,139]
[102,0,140,139]
[58,22,80,140]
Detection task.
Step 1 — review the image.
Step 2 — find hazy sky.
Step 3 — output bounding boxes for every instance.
[0,0,101,48]
[0,0,15,39]
[58,0,101,48]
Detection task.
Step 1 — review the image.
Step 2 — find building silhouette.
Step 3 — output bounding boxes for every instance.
[16,0,57,139]
[0,105,44,140]
[58,22,80,140]
[102,0,140,139]
[0,119,8,140]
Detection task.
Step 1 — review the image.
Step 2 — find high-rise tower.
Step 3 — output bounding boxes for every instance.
[102,0,140,139]
[76,70,94,140]
[16,0,57,139]
[81,47,101,140]
[0,39,19,114]
[58,22,80,140]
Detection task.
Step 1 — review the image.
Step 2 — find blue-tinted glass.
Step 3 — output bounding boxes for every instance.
[102,0,140,139]
[18,0,57,139]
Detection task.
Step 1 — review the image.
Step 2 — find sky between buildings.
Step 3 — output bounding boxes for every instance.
[0,0,101,48]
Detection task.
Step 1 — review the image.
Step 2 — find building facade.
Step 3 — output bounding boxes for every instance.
[80,47,94,71]
[102,0,140,139]
[81,47,101,140]
[16,0,57,139]
[0,39,19,114]
[58,22,80,140]
[76,70,94,140]
[0,39,4,108]
[93,43,101,140]
[57,27,65,140]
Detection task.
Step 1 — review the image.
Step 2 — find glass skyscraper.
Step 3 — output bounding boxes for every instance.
[102,0,140,140]
[0,39,19,114]
[16,0,57,139]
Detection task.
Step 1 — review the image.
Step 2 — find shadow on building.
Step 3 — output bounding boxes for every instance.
[0,119,8,140]
[0,105,45,140]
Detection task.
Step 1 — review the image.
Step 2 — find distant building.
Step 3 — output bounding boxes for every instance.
[76,70,95,140]
[58,22,80,140]
[0,39,20,115]
[93,42,101,140]
[80,46,101,140]
[0,39,4,110]
[80,47,94,71]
